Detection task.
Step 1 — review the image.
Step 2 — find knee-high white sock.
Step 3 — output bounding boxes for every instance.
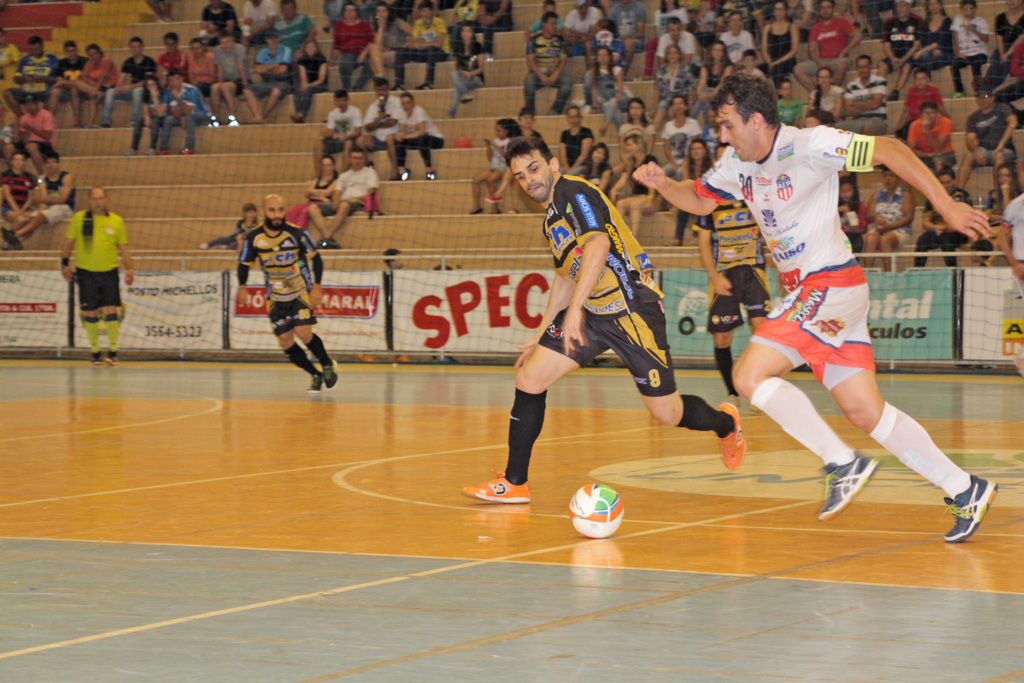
[750,377,857,467]
[870,403,970,498]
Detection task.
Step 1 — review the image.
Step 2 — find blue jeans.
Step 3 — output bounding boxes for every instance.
[102,86,146,127]
[395,47,449,87]
[153,113,212,151]
[449,70,483,117]
[915,49,954,76]
[338,53,373,91]
[524,71,572,115]
[293,83,330,118]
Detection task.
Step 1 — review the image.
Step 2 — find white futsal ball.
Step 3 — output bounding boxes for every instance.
[569,484,625,539]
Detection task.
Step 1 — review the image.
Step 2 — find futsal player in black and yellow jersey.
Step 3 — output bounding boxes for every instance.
[60,187,134,366]
[463,138,747,504]
[697,199,770,410]
[238,194,339,392]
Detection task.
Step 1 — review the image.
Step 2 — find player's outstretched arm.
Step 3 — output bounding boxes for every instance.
[871,135,990,240]
[632,162,718,216]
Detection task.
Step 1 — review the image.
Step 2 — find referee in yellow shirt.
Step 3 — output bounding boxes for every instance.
[60,187,135,366]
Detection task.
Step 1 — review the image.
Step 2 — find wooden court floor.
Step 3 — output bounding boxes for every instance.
[0,359,1022,682]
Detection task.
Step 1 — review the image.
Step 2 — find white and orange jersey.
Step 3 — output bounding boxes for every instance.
[696,125,874,291]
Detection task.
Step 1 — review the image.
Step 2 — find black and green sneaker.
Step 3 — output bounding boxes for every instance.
[308,373,324,393]
[322,360,339,389]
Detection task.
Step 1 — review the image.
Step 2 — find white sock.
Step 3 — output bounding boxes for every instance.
[870,403,970,498]
[750,377,857,467]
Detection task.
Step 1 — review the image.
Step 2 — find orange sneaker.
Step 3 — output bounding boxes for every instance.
[718,401,746,470]
[462,473,531,503]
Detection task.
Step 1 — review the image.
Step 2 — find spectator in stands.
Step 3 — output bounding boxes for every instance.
[803,107,836,126]
[395,2,450,90]
[368,5,412,81]
[448,23,485,117]
[808,65,844,121]
[761,2,799,87]
[915,0,955,79]
[101,37,156,129]
[559,105,593,171]
[836,55,888,135]
[303,157,341,242]
[74,44,118,130]
[693,40,733,123]
[470,117,515,214]
[394,91,443,180]
[589,45,630,131]
[129,74,162,155]
[794,0,859,91]
[524,12,572,115]
[610,0,647,72]
[565,0,604,62]
[894,68,947,139]
[777,77,802,126]
[591,18,626,68]
[951,0,989,98]
[837,176,867,253]
[1,102,17,170]
[201,0,241,45]
[881,0,922,101]
[958,88,1018,187]
[291,39,329,123]
[276,0,317,52]
[242,0,280,46]
[907,101,956,171]
[0,152,35,250]
[146,0,174,22]
[359,77,403,180]
[199,202,259,250]
[49,42,87,130]
[152,69,212,155]
[610,133,659,236]
[5,36,59,116]
[719,11,755,66]
[914,167,972,267]
[652,45,694,128]
[988,0,1024,88]
[16,95,55,174]
[983,163,1020,222]
[572,140,612,192]
[617,97,655,169]
[671,137,712,246]
[315,89,363,173]
[383,247,404,268]
[654,16,696,77]
[0,28,22,89]
[527,0,563,36]
[694,0,718,53]
[6,152,74,248]
[863,165,917,268]
[243,30,293,124]
[477,0,513,59]
[737,48,766,78]
[993,33,1024,104]
[187,38,216,101]
[210,31,250,126]
[323,146,379,245]
[661,95,701,179]
[647,0,689,76]
[157,33,189,88]
[332,3,374,92]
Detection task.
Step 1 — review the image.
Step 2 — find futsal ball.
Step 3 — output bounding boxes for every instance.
[569,484,624,539]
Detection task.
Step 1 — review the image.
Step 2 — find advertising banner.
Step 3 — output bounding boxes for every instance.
[73,271,224,350]
[963,268,1024,361]
[0,271,69,347]
[392,270,554,353]
[229,271,386,350]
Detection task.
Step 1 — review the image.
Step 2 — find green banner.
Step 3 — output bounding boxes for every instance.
[663,269,953,361]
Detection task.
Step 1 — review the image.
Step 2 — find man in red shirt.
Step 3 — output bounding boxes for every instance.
[157,31,189,86]
[330,3,372,92]
[895,68,948,138]
[794,0,860,91]
[17,94,55,174]
[907,101,957,171]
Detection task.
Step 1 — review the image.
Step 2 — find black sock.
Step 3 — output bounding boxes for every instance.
[505,389,547,486]
[678,394,735,438]
[714,346,738,397]
[284,343,319,376]
[305,333,332,367]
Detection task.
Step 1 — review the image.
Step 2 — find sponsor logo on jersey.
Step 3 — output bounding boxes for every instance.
[755,175,772,185]
[814,318,845,337]
[550,222,574,253]
[717,230,755,243]
[776,220,799,234]
[637,252,652,270]
[575,193,599,228]
[776,174,793,201]
[545,323,563,338]
[280,239,295,248]
[607,223,626,254]
[779,268,802,290]
[767,236,805,262]
[760,209,777,229]
[716,209,753,227]
[785,288,825,323]
[606,253,635,299]
[777,142,794,160]
[586,299,627,314]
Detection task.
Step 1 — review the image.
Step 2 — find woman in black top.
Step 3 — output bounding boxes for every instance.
[693,40,733,123]
[914,0,955,77]
[306,156,342,242]
[761,2,799,86]
[609,133,660,237]
[989,0,1024,86]
[448,22,484,117]
[292,38,329,123]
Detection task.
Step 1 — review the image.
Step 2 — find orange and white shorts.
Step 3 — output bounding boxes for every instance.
[752,263,875,390]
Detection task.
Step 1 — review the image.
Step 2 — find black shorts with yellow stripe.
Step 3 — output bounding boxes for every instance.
[708,265,770,333]
[268,294,317,336]
[539,299,677,397]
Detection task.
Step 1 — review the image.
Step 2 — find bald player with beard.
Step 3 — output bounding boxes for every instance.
[237,193,339,392]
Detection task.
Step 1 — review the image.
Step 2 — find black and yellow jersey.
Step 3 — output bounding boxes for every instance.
[697,199,765,271]
[239,224,318,302]
[545,175,662,317]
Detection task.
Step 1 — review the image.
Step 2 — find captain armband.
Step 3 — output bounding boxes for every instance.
[844,134,876,173]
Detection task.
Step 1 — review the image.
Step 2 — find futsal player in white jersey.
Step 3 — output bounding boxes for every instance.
[996,192,1024,376]
[634,73,999,542]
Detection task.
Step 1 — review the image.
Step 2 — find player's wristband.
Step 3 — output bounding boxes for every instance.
[61,258,69,267]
